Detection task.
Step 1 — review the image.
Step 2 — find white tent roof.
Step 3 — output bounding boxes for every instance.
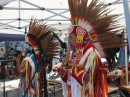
[0,0,15,6]
[0,0,129,34]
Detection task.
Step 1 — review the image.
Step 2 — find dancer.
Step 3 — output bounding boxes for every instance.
[16,17,60,97]
[56,0,127,97]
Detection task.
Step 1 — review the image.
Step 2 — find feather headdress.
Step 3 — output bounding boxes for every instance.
[68,0,127,57]
[27,17,60,62]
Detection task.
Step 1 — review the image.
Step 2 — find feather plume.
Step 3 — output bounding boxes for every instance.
[27,17,60,62]
[68,0,127,57]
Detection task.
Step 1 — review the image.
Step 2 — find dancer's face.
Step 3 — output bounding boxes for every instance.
[68,33,76,50]
[22,44,28,57]
[22,43,33,57]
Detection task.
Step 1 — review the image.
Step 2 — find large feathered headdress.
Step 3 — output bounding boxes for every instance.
[68,0,127,57]
[27,17,60,62]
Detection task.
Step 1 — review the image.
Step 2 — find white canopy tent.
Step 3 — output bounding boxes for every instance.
[0,0,15,6]
[0,0,128,34]
[0,0,71,35]
[0,0,130,85]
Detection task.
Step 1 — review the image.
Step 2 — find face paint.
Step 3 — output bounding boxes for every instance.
[22,46,27,57]
[22,43,33,57]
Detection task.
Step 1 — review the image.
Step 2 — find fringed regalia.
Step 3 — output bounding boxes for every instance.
[18,54,39,97]
[61,41,108,97]
[61,0,127,97]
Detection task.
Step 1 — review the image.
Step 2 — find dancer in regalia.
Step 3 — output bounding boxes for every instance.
[16,17,60,97]
[56,0,127,97]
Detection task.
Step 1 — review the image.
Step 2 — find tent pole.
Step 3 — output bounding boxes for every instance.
[18,0,21,28]
[25,28,27,41]
[123,0,130,85]
[124,31,128,85]
[20,0,44,10]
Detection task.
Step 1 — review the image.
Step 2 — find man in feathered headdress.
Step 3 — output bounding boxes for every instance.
[16,18,60,97]
[56,0,127,97]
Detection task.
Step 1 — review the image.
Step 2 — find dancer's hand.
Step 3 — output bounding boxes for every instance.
[16,54,22,65]
[53,63,65,77]
[16,54,23,76]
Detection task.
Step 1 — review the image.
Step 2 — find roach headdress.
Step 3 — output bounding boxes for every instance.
[27,17,60,62]
[68,0,127,57]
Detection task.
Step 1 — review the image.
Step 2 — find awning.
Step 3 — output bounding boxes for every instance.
[0,0,16,6]
[0,33,25,42]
